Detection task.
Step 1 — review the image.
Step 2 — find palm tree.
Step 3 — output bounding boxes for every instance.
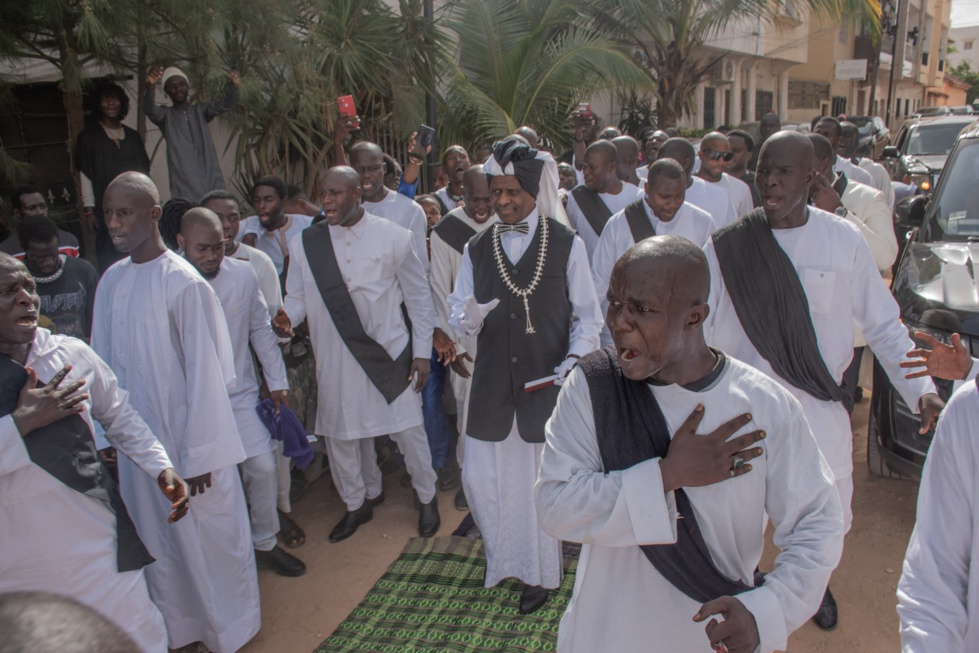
[439,0,653,153]
[591,0,882,127]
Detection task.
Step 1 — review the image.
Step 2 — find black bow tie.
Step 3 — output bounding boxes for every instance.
[496,222,530,235]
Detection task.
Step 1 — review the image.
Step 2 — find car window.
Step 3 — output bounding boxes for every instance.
[933,140,979,237]
[907,123,969,155]
[895,127,909,150]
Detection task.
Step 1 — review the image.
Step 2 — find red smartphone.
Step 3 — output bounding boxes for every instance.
[577,101,592,118]
[337,95,360,129]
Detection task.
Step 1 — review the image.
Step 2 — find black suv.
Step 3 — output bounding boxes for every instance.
[869,119,979,477]
[882,115,976,194]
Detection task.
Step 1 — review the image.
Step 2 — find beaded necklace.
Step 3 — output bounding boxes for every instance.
[491,216,548,334]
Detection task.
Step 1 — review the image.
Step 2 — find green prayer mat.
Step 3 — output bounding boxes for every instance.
[315,536,577,652]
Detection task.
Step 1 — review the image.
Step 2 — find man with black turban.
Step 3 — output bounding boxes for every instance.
[447,138,602,613]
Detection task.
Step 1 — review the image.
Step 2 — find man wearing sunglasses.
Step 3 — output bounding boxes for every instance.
[697,133,754,222]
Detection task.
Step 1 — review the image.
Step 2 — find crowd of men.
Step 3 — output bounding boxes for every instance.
[2,63,977,653]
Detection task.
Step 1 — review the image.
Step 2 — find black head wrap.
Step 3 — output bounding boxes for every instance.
[485,138,545,197]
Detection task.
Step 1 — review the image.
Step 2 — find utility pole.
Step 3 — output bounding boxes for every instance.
[424,0,437,194]
[885,0,909,128]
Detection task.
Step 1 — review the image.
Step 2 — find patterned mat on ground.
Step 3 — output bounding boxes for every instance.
[314,535,577,653]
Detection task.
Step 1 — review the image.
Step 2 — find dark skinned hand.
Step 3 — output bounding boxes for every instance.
[12,366,89,436]
[918,392,945,435]
[809,175,844,213]
[185,472,212,497]
[334,114,359,143]
[433,328,457,364]
[902,331,973,380]
[270,389,289,415]
[450,353,474,379]
[410,358,430,392]
[693,596,761,653]
[157,468,190,523]
[146,65,164,86]
[658,405,765,492]
[272,308,294,338]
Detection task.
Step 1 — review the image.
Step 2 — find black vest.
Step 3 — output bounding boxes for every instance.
[467,217,575,443]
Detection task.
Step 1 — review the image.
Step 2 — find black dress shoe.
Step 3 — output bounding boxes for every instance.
[255,545,307,577]
[454,487,468,511]
[367,492,385,508]
[519,584,550,614]
[811,586,838,630]
[329,503,373,543]
[418,496,441,537]
[437,466,460,491]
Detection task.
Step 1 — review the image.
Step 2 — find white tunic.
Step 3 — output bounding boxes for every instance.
[592,200,715,347]
[834,157,874,188]
[229,242,283,315]
[434,186,463,213]
[283,212,435,440]
[536,359,844,653]
[898,380,979,652]
[712,172,754,221]
[858,157,896,211]
[363,189,431,277]
[0,329,172,653]
[687,176,739,230]
[240,214,313,275]
[209,257,288,458]
[564,182,641,261]
[92,251,260,653]
[703,208,935,479]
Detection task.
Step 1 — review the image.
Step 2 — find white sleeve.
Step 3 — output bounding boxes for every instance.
[246,272,288,392]
[898,394,975,652]
[843,189,898,271]
[429,233,455,336]
[407,205,431,278]
[447,244,475,340]
[282,233,308,328]
[736,395,845,652]
[535,368,680,546]
[80,172,95,208]
[565,191,582,233]
[0,415,33,478]
[566,235,602,358]
[395,232,436,359]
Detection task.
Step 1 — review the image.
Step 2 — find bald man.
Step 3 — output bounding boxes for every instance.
[657,138,738,230]
[697,132,753,220]
[565,140,641,260]
[273,166,440,542]
[537,236,843,653]
[92,172,260,652]
[433,145,472,216]
[611,136,641,186]
[703,132,943,630]
[178,208,305,578]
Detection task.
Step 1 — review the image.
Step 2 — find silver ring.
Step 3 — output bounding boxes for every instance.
[732,454,746,470]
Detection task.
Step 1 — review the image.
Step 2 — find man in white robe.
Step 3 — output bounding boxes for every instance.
[564,140,640,260]
[239,176,313,277]
[537,236,844,653]
[592,159,715,346]
[839,122,895,211]
[93,172,260,653]
[697,132,754,220]
[897,337,979,651]
[178,208,306,577]
[449,138,602,613]
[813,117,875,188]
[0,252,191,653]
[273,166,440,543]
[658,138,739,230]
[433,145,471,216]
[703,132,943,630]
[429,165,498,511]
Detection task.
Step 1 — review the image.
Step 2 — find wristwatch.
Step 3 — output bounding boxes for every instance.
[834,206,848,218]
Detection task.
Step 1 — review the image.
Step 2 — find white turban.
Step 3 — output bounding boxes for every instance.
[161,67,188,88]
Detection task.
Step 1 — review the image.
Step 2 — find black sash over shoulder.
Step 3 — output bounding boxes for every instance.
[624,198,654,243]
[432,213,477,255]
[0,355,154,573]
[579,346,752,602]
[571,186,613,236]
[302,223,412,404]
[712,209,851,411]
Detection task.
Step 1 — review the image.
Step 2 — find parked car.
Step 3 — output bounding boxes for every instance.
[913,105,952,118]
[846,115,890,160]
[881,115,976,193]
[869,118,979,478]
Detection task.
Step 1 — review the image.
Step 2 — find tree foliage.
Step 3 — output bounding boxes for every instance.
[949,61,979,106]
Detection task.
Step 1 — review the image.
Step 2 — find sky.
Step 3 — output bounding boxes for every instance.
[952,0,979,28]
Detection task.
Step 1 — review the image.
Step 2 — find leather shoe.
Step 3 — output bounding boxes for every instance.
[811,586,838,630]
[367,492,385,508]
[519,584,550,614]
[454,487,468,511]
[418,496,441,537]
[437,465,460,491]
[255,545,306,577]
[329,503,373,543]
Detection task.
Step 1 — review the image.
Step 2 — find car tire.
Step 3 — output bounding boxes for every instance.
[867,409,907,479]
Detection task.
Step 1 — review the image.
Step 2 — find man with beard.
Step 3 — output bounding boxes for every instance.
[813,117,874,188]
[239,176,313,279]
[144,65,239,201]
[429,165,499,510]
[433,146,472,216]
[178,208,306,578]
[703,131,943,630]
[637,130,669,182]
[565,141,641,262]
[536,236,843,653]
[696,132,753,220]
[726,130,761,209]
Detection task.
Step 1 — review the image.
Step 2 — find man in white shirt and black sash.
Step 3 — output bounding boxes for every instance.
[537,236,844,653]
[274,166,440,543]
[448,138,602,614]
[703,131,944,630]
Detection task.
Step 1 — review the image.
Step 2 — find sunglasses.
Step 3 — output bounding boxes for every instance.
[703,149,734,162]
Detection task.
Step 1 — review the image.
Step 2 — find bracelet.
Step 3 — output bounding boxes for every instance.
[408,154,424,164]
